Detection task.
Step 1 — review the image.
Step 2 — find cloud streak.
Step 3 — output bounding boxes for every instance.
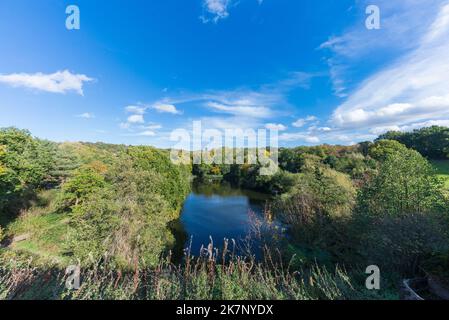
[0,70,93,95]
[308,0,449,145]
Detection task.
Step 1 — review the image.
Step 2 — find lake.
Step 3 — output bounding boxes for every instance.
[171,182,270,260]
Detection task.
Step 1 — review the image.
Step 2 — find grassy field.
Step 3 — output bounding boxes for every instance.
[431,160,449,189]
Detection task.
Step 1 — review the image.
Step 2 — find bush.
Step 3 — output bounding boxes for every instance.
[66,150,190,269]
[353,212,449,274]
[0,128,56,215]
[353,142,449,273]
[358,145,446,216]
[277,167,356,254]
[56,167,107,211]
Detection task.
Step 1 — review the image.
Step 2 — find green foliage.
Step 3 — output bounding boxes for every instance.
[431,160,449,190]
[47,143,81,185]
[359,146,446,216]
[56,167,107,211]
[368,139,410,162]
[279,145,376,179]
[0,251,395,300]
[127,147,191,211]
[353,212,449,273]
[278,167,356,254]
[379,126,449,159]
[63,148,191,268]
[0,128,56,216]
[354,142,449,273]
[1,134,192,269]
[2,126,449,299]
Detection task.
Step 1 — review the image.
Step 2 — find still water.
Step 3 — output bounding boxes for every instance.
[173,182,270,258]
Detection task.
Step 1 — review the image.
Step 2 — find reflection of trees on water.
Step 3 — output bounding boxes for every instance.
[168,219,188,264]
[192,180,271,203]
[168,180,273,264]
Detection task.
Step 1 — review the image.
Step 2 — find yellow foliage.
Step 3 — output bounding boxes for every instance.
[86,160,109,175]
[0,145,6,175]
[210,166,221,175]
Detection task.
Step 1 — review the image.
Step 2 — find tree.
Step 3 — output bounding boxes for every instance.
[378,126,449,159]
[278,167,356,259]
[57,167,106,210]
[368,139,409,162]
[358,147,446,216]
[0,128,55,213]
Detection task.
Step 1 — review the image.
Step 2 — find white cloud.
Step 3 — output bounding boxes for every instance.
[137,130,156,137]
[320,0,445,98]
[141,124,163,130]
[292,116,318,128]
[155,72,315,123]
[0,70,93,95]
[207,101,271,118]
[125,105,146,114]
[152,103,182,115]
[198,116,263,131]
[279,132,320,144]
[127,114,145,124]
[201,0,231,23]
[76,112,95,119]
[397,119,449,132]
[328,1,449,135]
[265,123,287,131]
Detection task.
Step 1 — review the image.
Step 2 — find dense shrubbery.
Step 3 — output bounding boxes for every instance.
[0,128,56,219]
[279,145,376,180]
[272,139,449,278]
[1,128,191,269]
[379,126,449,159]
[359,142,446,216]
[1,126,449,300]
[56,147,191,268]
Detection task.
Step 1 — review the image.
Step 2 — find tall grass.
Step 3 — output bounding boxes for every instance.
[0,237,392,301]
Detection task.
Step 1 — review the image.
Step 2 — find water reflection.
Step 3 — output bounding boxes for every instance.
[170,181,270,262]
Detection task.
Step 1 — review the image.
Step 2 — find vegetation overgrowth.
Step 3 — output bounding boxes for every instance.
[1,126,448,300]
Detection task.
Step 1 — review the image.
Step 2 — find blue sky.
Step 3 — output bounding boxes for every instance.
[1,0,449,148]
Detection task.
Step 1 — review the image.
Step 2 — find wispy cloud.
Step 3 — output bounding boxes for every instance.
[200,0,231,23]
[136,130,156,137]
[152,103,182,115]
[320,0,444,98]
[304,0,449,146]
[76,112,95,119]
[265,123,287,131]
[331,1,449,133]
[292,116,318,128]
[159,72,316,122]
[0,70,93,95]
[206,101,272,118]
[279,132,320,144]
[125,105,146,115]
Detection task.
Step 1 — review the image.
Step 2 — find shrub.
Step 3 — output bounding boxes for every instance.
[0,128,56,215]
[277,167,356,254]
[358,147,446,216]
[56,167,107,211]
[66,152,190,269]
[353,212,449,274]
